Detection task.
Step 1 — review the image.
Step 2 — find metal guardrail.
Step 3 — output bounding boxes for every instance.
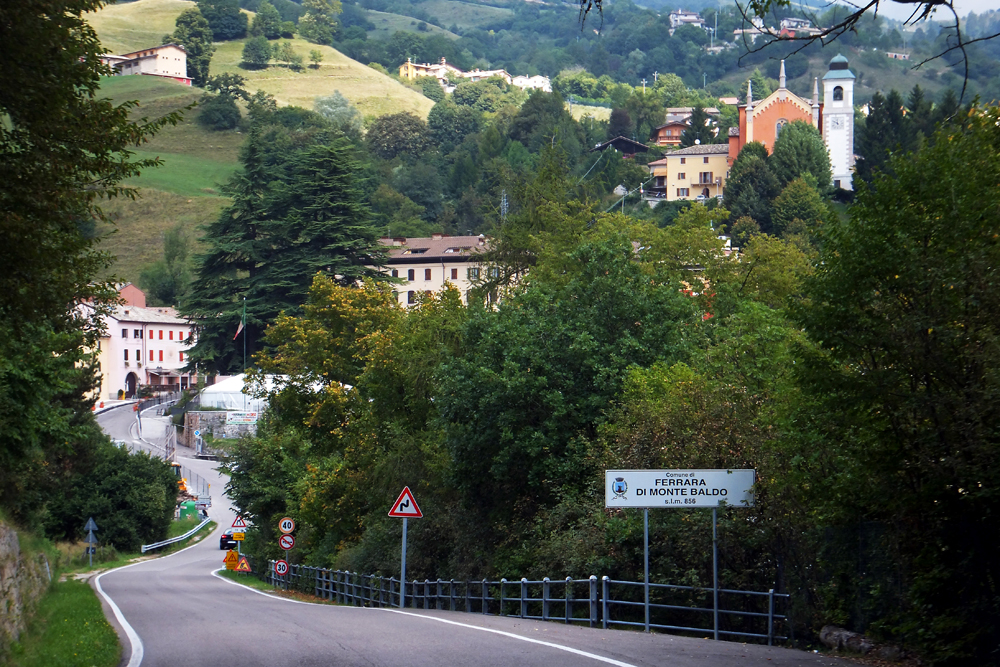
[251,561,790,645]
[141,517,212,553]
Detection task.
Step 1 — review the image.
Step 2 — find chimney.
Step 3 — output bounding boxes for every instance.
[393,237,406,246]
[431,233,443,240]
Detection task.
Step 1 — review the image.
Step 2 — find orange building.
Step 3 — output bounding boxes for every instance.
[728,60,820,163]
[727,56,856,189]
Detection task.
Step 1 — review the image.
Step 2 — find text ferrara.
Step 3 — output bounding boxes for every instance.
[605,470,755,509]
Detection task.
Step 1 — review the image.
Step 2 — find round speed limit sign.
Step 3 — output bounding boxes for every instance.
[274,560,289,576]
[278,517,295,534]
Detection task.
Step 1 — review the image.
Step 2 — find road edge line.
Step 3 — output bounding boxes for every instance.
[95,564,145,667]
[209,570,638,667]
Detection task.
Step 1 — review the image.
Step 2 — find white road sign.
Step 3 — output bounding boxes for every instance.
[605,469,755,509]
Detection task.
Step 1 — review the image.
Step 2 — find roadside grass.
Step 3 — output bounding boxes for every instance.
[56,520,218,574]
[416,0,513,29]
[365,9,460,40]
[95,188,226,284]
[4,580,121,667]
[216,568,339,605]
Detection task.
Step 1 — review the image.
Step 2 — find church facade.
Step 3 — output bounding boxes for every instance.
[728,55,856,190]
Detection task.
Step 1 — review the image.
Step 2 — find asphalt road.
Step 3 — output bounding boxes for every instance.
[95,409,847,667]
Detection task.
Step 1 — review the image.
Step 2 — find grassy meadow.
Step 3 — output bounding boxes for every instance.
[418,0,513,29]
[366,9,460,40]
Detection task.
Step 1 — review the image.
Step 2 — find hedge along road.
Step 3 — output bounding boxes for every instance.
[93,456,849,667]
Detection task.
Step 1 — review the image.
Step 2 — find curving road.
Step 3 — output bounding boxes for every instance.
[95,406,847,667]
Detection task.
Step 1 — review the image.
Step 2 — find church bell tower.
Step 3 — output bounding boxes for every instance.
[822,54,855,190]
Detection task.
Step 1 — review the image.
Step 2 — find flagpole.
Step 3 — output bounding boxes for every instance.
[242,297,246,411]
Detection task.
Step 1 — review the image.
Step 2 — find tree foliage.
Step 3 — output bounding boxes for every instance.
[792,106,1000,663]
[169,7,215,87]
[197,0,248,40]
[769,120,832,190]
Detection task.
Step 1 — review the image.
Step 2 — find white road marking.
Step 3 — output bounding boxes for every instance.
[94,526,218,666]
[211,570,639,666]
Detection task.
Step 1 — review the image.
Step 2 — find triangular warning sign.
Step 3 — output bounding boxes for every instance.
[388,486,423,518]
[224,550,239,565]
[235,556,252,573]
[232,516,248,529]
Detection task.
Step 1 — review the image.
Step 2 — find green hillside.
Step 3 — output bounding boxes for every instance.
[93,76,234,284]
[87,0,435,119]
[418,0,513,29]
[366,9,460,40]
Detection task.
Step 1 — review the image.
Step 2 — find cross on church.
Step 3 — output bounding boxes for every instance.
[653,71,659,82]
[641,79,647,93]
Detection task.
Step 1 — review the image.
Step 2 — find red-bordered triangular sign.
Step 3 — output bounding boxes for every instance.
[388,486,423,518]
[232,516,248,529]
[235,556,252,573]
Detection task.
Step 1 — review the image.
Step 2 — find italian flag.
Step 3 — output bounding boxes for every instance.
[233,301,245,340]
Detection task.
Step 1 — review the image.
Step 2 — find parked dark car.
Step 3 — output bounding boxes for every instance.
[220,527,238,550]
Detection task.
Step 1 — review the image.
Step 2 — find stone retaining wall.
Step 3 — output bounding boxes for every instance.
[0,522,51,658]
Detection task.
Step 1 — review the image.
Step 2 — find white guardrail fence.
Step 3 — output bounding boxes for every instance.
[141,517,212,553]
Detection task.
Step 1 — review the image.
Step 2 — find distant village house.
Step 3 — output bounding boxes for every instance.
[399,58,551,93]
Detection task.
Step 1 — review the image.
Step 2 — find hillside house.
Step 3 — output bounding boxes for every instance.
[100,44,191,85]
[377,234,488,306]
[646,143,729,202]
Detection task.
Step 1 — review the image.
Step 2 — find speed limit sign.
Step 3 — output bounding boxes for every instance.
[274,560,289,576]
[278,517,295,534]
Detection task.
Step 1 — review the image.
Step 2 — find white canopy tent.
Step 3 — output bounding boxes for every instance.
[197,374,273,412]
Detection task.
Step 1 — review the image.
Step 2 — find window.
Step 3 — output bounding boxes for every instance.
[703,157,709,164]
[122,329,127,339]
[488,267,499,278]
[159,330,163,340]
[159,350,163,362]
[468,267,480,280]
[775,120,787,138]
[424,268,432,280]
[134,329,142,338]
[179,351,184,362]
[678,172,686,180]
[407,269,415,281]
[169,331,174,340]
[391,269,398,278]
[680,157,686,164]
[124,349,129,361]
[700,171,713,184]
[407,291,416,304]
[451,268,458,280]
[677,188,690,197]
[833,86,844,101]
[136,350,140,362]
[149,350,154,362]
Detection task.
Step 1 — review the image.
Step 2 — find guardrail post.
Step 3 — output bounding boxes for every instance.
[435,579,442,610]
[500,578,507,616]
[378,576,384,607]
[565,577,573,624]
[424,579,430,609]
[768,589,775,646]
[520,578,528,618]
[482,579,488,615]
[589,576,598,628]
[602,576,610,629]
[450,579,456,611]
[412,579,419,608]
[542,578,550,620]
